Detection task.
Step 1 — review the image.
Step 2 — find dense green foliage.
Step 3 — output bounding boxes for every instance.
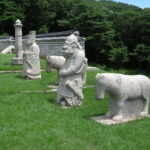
[0,55,150,150]
[0,0,149,71]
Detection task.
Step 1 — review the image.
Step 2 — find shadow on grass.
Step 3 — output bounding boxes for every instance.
[15,74,23,79]
[47,97,56,104]
[84,113,106,120]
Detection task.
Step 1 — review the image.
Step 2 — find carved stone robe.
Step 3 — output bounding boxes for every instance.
[56,49,86,106]
[23,43,41,79]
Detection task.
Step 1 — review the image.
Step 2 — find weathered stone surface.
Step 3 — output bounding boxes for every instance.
[87,67,100,71]
[12,57,23,65]
[1,45,15,54]
[11,19,23,65]
[46,56,65,72]
[46,56,87,85]
[56,33,88,107]
[91,115,150,125]
[96,73,150,122]
[22,31,41,79]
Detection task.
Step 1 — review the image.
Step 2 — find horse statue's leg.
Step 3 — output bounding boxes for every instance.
[112,96,126,121]
[140,97,149,117]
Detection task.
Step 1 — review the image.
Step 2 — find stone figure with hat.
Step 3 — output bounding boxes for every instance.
[56,32,87,107]
[22,31,41,79]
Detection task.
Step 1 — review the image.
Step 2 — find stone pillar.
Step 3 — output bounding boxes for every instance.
[12,19,23,65]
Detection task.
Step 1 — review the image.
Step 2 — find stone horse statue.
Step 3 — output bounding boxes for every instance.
[96,73,150,121]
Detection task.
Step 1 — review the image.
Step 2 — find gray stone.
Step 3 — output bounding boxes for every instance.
[12,57,23,65]
[91,115,150,125]
[46,56,87,85]
[56,34,88,107]
[22,31,41,79]
[12,19,23,65]
[87,67,100,71]
[96,73,150,122]
[46,56,65,72]
[1,45,15,54]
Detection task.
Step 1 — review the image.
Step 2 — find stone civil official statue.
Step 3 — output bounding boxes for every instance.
[56,35,87,107]
[22,31,41,79]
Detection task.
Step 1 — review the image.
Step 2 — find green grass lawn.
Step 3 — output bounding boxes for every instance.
[0,54,45,71]
[0,54,150,150]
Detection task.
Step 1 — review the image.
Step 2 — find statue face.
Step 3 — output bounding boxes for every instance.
[26,38,34,46]
[62,45,74,58]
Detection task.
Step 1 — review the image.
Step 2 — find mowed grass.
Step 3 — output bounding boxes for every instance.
[0,55,150,150]
[0,54,45,71]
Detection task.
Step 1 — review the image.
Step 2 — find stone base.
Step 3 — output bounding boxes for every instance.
[11,58,23,65]
[91,115,150,125]
[87,67,100,71]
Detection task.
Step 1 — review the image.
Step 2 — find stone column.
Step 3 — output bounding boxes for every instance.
[12,19,23,65]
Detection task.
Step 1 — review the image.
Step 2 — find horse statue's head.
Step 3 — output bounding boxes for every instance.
[96,74,107,100]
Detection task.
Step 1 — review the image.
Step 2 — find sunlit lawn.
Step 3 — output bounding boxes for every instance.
[0,54,149,150]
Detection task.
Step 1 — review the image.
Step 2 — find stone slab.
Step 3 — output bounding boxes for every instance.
[87,67,100,71]
[47,84,58,89]
[11,58,23,65]
[0,70,21,74]
[91,115,150,125]
[21,89,57,93]
[0,69,45,74]
[47,84,94,89]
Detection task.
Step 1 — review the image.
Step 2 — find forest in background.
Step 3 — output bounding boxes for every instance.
[0,0,150,72]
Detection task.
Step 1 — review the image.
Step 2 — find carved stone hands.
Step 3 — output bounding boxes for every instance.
[23,51,33,55]
[59,68,73,77]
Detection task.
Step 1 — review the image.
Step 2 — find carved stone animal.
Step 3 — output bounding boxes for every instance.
[46,56,65,72]
[1,45,15,54]
[96,73,150,121]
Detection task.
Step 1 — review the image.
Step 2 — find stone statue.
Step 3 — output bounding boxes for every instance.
[46,56,65,72]
[46,55,87,85]
[1,45,15,54]
[96,73,150,121]
[12,19,23,65]
[22,31,41,79]
[56,37,87,107]
[65,31,83,50]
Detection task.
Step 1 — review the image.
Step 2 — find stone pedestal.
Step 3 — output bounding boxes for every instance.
[91,115,150,125]
[11,19,23,65]
[12,58,23,65]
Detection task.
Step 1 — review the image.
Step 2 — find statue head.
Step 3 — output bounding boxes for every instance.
[73,31,80,37]
[26,31,36,46]
[62,43,75,58]
[62,32,81,58]
[26,35,35,46]
[65,33,78,45]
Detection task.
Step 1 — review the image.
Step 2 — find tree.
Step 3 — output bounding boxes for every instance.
[108,46,129,69]
[131,44,150,71]
[0,0,24,35]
